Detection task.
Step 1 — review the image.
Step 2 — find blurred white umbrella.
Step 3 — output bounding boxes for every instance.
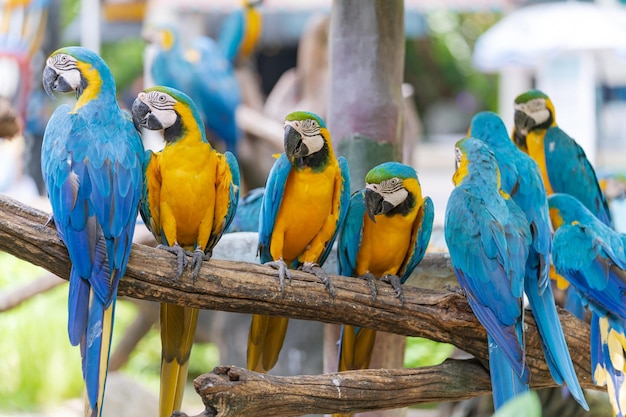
[473,1,626,71]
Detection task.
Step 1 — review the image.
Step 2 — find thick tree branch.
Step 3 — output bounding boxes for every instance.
[0,194,599,412]
[181,360,493,417]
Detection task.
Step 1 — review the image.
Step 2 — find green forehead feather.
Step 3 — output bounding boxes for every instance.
[366,161,417,183]
[285,111,326,128]
[514,89,548,104]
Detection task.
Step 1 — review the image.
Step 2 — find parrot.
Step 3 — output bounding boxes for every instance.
[217,0,263,66]
[512,88,610,319]
[469,111,588,410]
[247,110,350,373]
[145,24,241,155]
[549,192,626,417]
[511,89,611,227]
[131,85,240,417]
[336,161,434,374]
[444,137,531,410]
[41,46,144,417]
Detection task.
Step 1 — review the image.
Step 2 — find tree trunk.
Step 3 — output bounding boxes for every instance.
[326,2,408,415]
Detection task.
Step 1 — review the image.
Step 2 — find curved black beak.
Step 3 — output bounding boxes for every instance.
[42,65,58,100]
[284,124,307,160]
[364,188,386,223]
[513,110,534,151]
[131,97,163,132]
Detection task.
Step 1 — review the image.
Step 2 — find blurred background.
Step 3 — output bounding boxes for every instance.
[0,0,625,416]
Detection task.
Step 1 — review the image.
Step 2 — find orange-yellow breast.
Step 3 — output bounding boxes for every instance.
[355,209,417,277]
[153,139,218,250]
[271,165,338,264]
[526,130,554,195]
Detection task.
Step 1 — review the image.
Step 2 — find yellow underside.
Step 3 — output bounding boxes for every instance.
[270,164,340,264]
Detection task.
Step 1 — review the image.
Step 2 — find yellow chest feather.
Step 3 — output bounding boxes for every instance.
[355,210,417,277]
[526,130,554,195]
[273,166,337,263]
[155,140,218,247]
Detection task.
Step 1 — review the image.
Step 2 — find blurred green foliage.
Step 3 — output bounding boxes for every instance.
[404,337,455,368]
[0,253,220,411]
[405,10,501,130]
[0,254,82,410]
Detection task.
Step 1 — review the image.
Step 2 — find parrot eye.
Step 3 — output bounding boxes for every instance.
[158,94,166,102]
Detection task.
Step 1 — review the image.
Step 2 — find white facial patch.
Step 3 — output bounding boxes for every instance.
[285,119,324,155]
[48,54,82,90]
[368,177,408,208]
[140,91,178,129]
[514,98,550,125]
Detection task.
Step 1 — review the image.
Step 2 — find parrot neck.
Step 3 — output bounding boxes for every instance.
[387,192,416,217]
[294,142,331,172]
[72,64,118,113]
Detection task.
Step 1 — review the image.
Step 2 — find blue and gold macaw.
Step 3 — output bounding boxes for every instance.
[41,46,144,417]
[512,89,611,226]
[217,0,263,66]
[131,86,239,417]
[146,24,241,155]
[336,162,434,373]
[469,111,588,410]
[444,137,530,409]
[549,193,626,417]
[512,89,610,319]
[247,111,350,373]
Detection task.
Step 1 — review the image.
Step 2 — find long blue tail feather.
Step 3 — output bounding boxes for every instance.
[488,335,529,410]
[525,276,588,410]
[82,292,116,417]
[68,268,89,346]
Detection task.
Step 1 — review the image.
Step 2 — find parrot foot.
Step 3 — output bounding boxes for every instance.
[382,274,404,305]
[156,243,188,279]
[265,259,292,294]
[358,272,378,300]
[188,249,209,281]
[301,262,336,298]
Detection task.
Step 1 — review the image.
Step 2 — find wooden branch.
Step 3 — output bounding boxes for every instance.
[180,360,493,417]
[0,194,599,408]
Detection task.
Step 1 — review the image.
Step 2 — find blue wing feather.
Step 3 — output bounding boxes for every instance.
[400,196,434,283]
[223,151,241,232]
[258,154,291,264]
[544,127,612,227]
[337,191,366,278]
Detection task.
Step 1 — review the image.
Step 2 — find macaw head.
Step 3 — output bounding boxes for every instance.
[468,111,510,149]
[131,85,207,143]
[452,137,500,188]
[283,111,332,170]
[547,193,588,230]
[363,162,419,222]
[42,46,113,102]
[512,89,556,151]
[143,23,178,51]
